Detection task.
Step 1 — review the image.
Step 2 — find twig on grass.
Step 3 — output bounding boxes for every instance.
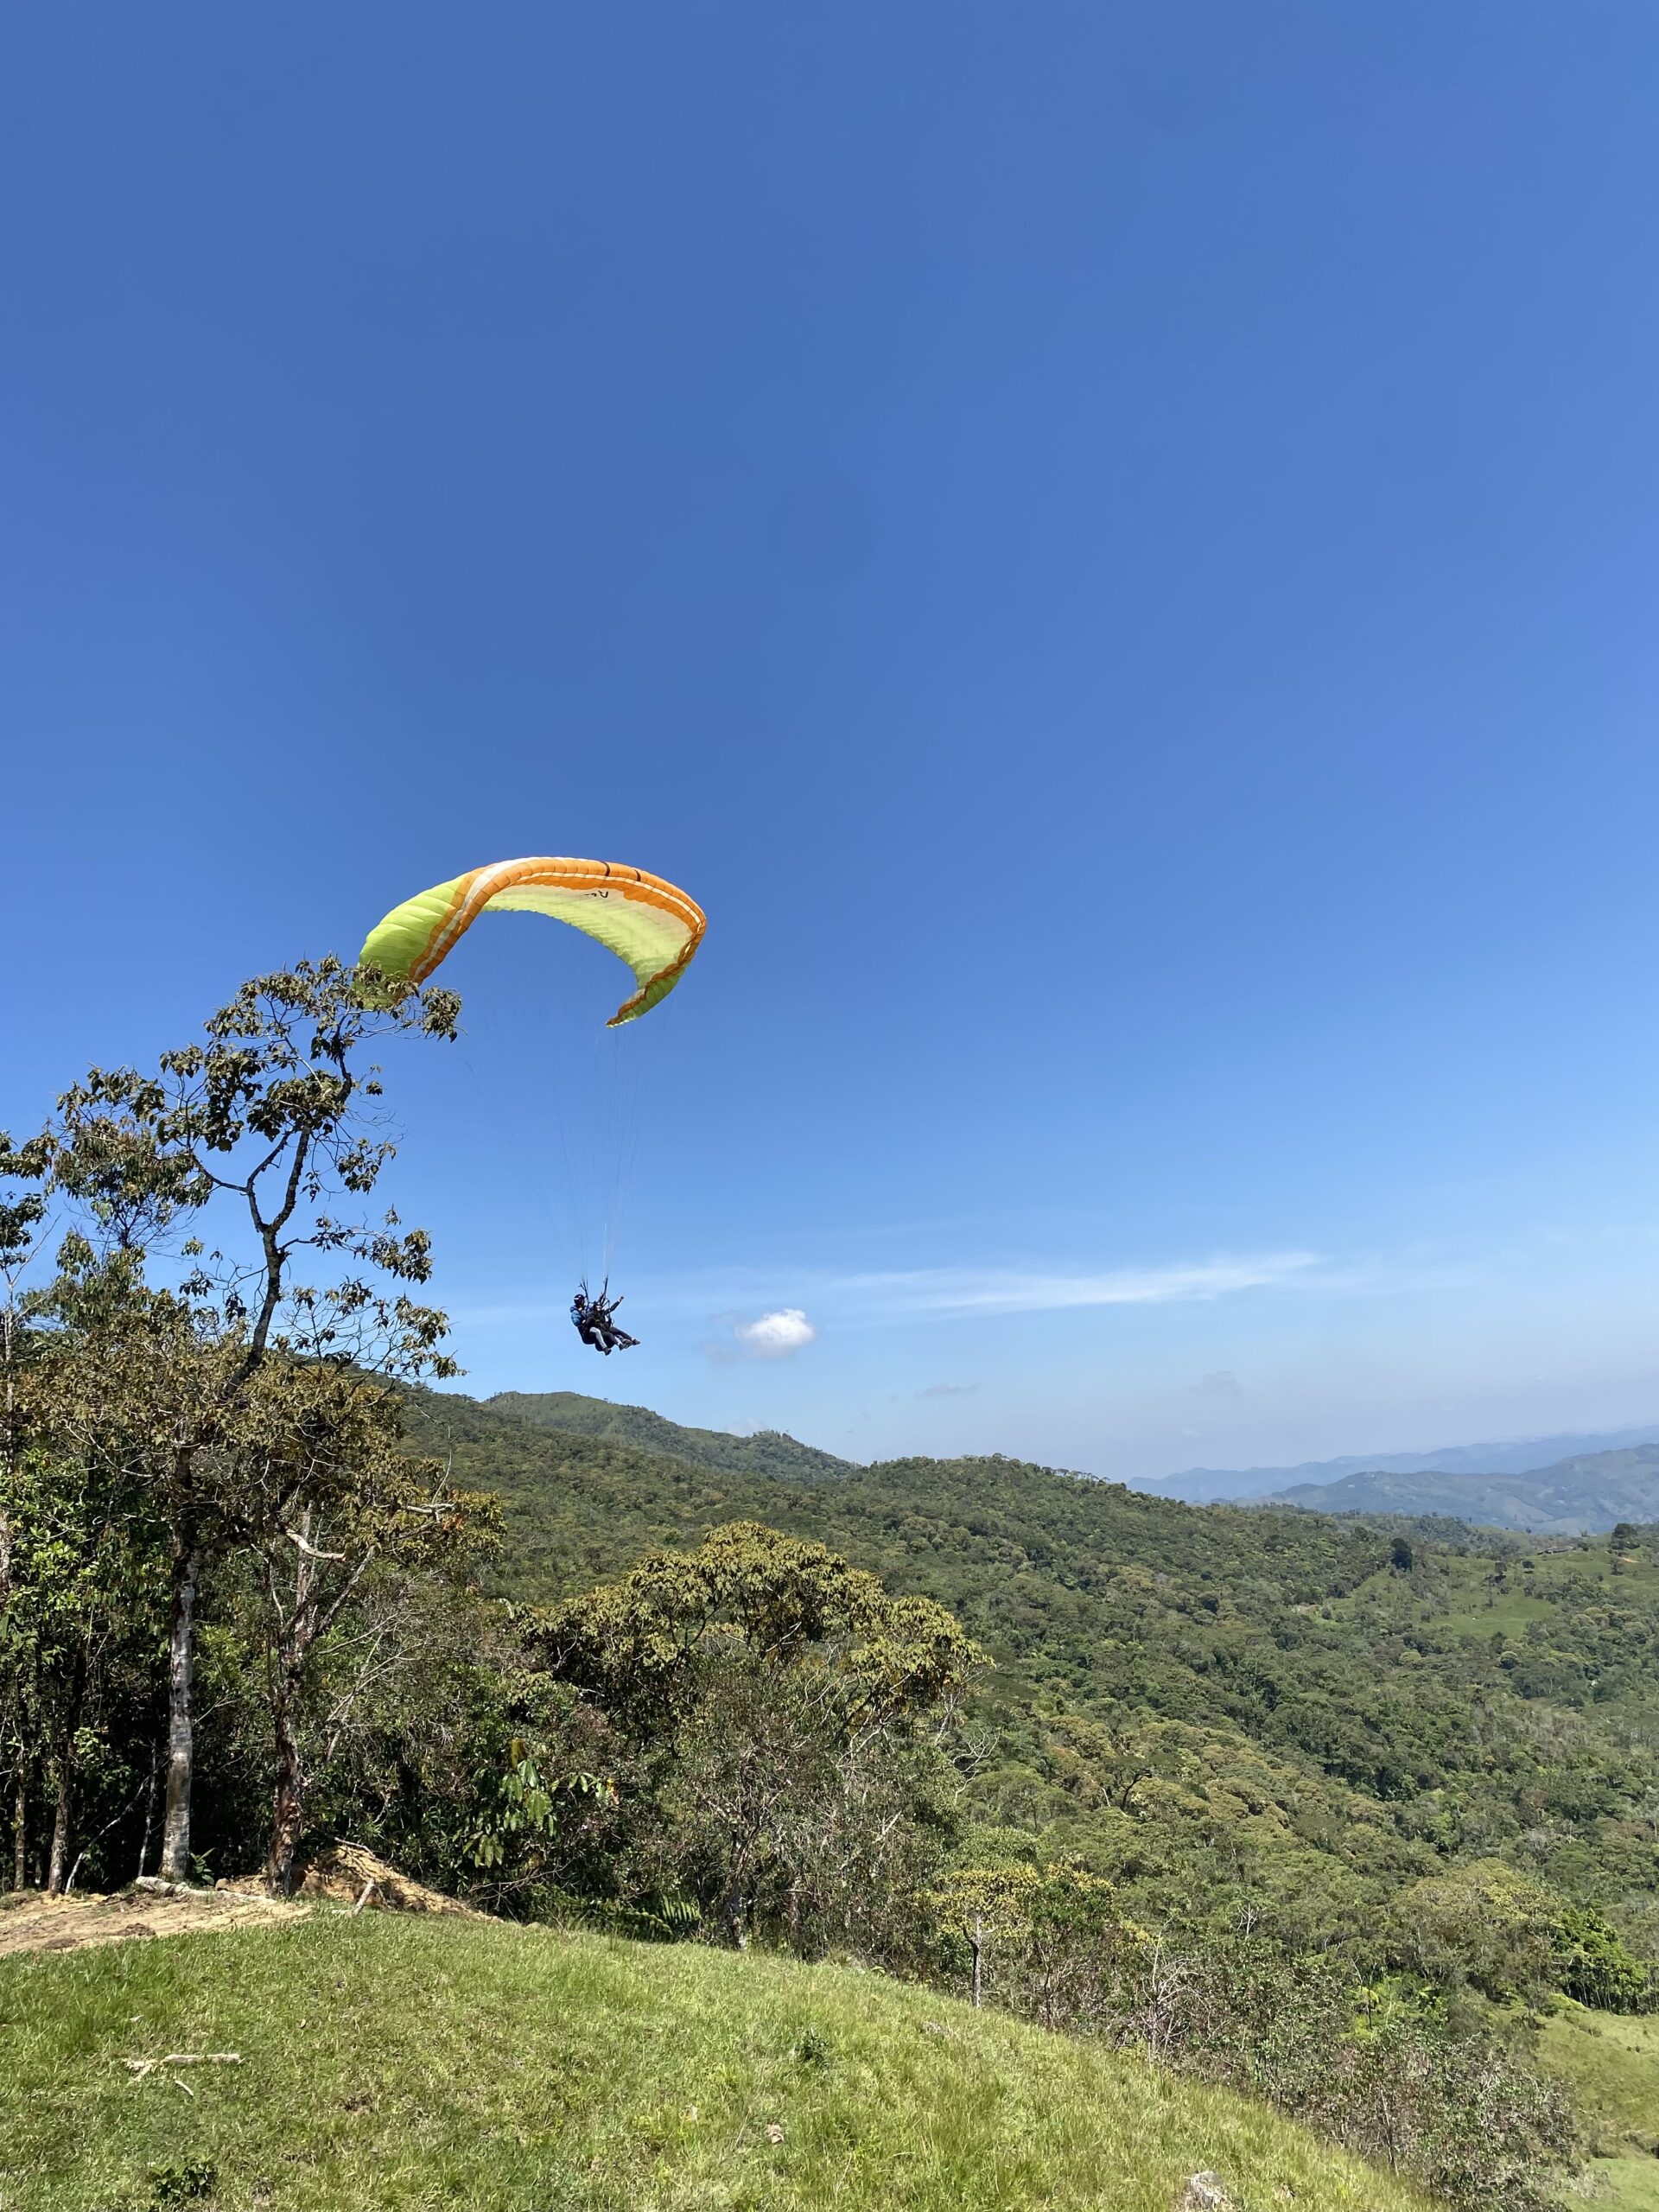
[122,2053,242,2081]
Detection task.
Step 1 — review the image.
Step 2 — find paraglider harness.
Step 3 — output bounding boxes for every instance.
[570,1281,638,1356]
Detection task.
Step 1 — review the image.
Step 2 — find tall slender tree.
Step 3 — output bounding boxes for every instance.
[34,958,460,1881]
[0,1134,50,1886]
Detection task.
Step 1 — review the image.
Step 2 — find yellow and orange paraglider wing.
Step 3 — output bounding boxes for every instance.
[359,857,705,1025]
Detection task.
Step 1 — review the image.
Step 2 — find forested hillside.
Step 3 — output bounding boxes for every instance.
[406,1387,1659,1963]
[486,1389,855,1483]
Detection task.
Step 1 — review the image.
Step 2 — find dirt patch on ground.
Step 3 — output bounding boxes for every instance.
[0,1883,308,1959]
[0,1846,479,1960]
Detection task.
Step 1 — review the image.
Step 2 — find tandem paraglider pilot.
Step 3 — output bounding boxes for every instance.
[570,1282,639,1356]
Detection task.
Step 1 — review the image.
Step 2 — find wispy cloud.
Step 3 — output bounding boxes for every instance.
[824,1251,1319,1320]
[451,1251,1324,1334]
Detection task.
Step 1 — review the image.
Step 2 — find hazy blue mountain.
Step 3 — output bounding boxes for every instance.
[1246,1443,1659,1534]
[1140,1423,1659,1505]
[484,1390,856,1485]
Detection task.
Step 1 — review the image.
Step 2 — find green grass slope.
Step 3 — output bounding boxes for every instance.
[1535,2005,1659,2209]
[0,1914,1426,2212]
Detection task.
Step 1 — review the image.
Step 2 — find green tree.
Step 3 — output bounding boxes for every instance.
[228,1357,499,1888]
[929,1861,1138,2024]
[0,1425,162,1891]
[1394,1859,1572,2005]
[0,1132,55,1885]
[931,1861,1042,2009]
[1552,1904,1656,2012]
[539,1522,983,1951]
[31,958,460,1881]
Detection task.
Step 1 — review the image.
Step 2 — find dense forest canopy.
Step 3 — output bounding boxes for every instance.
[410,1387,1659,1967]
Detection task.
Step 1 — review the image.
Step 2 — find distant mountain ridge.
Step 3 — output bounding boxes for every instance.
[1248,1443,1659,1535]
[1141,1422,1659,1505]
[478,1393,1659,1534]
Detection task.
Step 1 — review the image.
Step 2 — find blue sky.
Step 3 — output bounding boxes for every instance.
[5,3,1659,1478]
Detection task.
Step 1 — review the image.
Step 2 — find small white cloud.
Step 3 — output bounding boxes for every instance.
[1189,1370,1243,1399]
[920,1382,979,1398]
[732,1307,817,1358]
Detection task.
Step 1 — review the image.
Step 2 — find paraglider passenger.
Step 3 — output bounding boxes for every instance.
[570,1284,638,1355]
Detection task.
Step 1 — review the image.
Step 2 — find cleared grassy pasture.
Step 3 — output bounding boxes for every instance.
[0,1913,1428,2212]
[1535,2003,1659,2210]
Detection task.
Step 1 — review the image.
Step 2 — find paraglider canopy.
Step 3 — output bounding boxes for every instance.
[359,855,705,1026]
[359,853,706,1346]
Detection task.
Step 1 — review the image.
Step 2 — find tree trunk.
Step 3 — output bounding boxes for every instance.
[159,1530,201,1883]
[46,1643,87,1894]
[135,1738,159,1883]
[971,1914,983,2008]
[264,1684,305,1895]
[10,1719,25,1891]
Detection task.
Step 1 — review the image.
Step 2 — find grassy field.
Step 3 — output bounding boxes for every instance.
[1587,2162,1659,2212]
[1535,2004,1659,2211]
[0,1913,1430,2212]
[1418,1541,1646,1641]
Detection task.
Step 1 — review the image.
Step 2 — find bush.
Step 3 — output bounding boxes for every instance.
[925,1866,1579,2211]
